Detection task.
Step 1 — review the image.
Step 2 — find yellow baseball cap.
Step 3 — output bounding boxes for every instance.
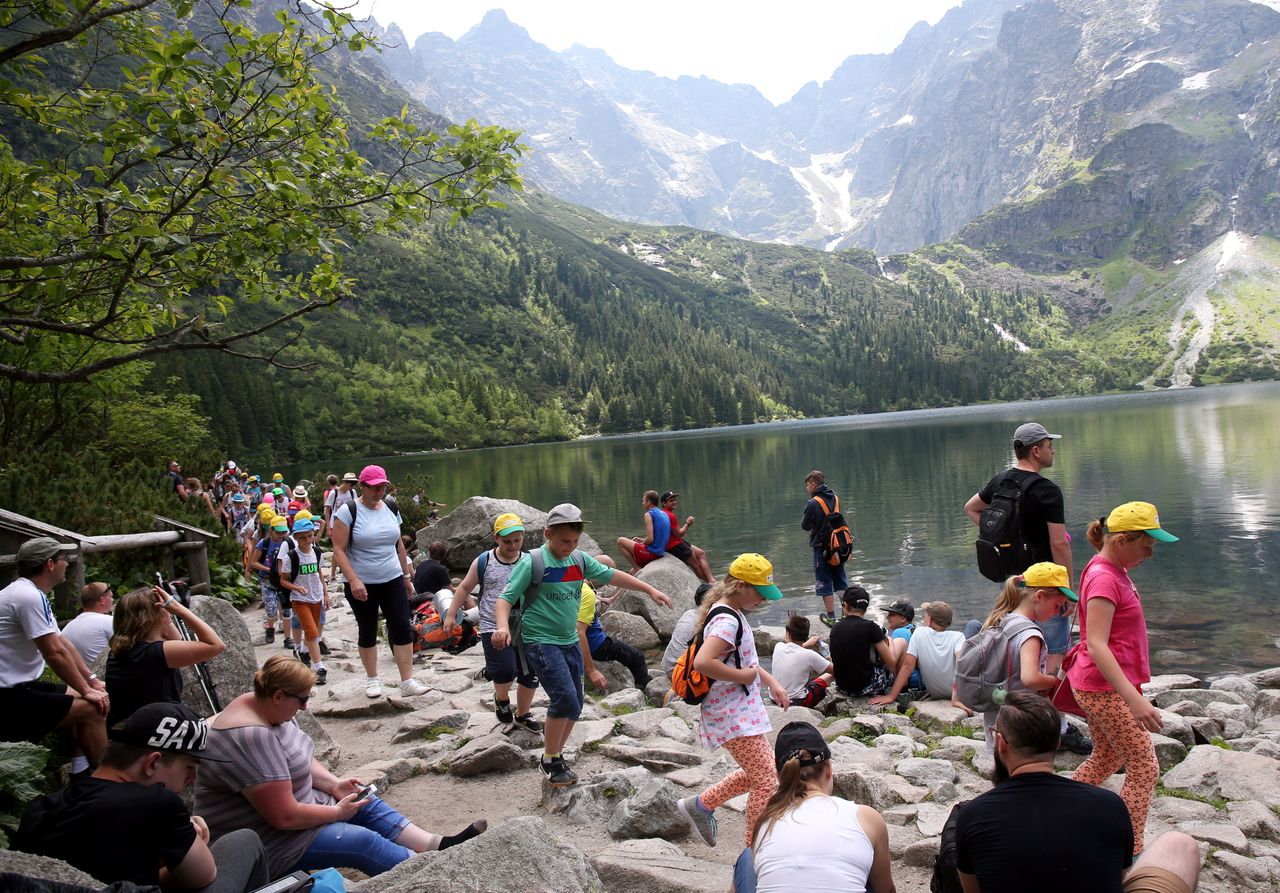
[256,502,274,517]
[728,553,783,600]
[1021,562,1078,602]
[272,472,284,482]
[493,512,524,537]
[293,510,313,523]
[1106,502,1179,543]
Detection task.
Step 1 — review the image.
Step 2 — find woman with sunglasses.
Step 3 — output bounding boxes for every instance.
[196,655,485,879]
[330,464,428,699]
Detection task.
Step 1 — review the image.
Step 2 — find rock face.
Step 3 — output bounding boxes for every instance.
[590,838,726,893]
[618,557,700,640]
[1161,745,1280,805]
[422,497,602,571]
[350,816,605,893]
[0,849,103,888]
[599,610,661,651]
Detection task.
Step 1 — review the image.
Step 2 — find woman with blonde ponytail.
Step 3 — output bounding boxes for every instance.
[745,722,895,893]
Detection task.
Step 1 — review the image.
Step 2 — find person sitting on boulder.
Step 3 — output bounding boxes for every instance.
[828,586,897,697]
[768,615,833,709]
[616,490,670,572]
[578,567,651,691]
[868,601,969,714]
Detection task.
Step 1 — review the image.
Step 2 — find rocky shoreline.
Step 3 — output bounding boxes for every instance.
[6,497,1280,893]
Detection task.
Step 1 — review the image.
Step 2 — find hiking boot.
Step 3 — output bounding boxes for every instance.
[495,699,514,725]
[314,667,327,686]
[819,613,837,629]
[282,637,295,650]
[513,712,543,734]
[318,640,331,656]
[677,797,718,847]
[264,627,276,644]
[540,757,577,788]
[1060,724,1094,755]
[399,677,430,697]
[297,651,311,667]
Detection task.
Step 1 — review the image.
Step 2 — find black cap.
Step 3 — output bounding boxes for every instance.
[660,490,679,503]
[842,585,870,610]
[774,721,831,772]
[886,599,914,622]
[109,703,226,760]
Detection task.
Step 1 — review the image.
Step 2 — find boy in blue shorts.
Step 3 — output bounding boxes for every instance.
[492,503,672,787]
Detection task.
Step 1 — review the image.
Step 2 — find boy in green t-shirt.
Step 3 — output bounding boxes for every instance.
[493,503,672,787]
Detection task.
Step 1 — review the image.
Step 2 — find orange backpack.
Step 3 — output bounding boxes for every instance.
[813,495,854,567]
[670,605,745,704]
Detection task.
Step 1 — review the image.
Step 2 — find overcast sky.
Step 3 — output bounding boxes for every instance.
[345,1,964,105]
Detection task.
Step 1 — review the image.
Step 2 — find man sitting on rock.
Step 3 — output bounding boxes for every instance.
[955,691,1199,893]
[870,601,970,714]
[14,702,269,893]
[616,490,671,572]
[828,585,897,697]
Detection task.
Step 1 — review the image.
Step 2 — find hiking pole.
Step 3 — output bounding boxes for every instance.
[158,575,223,714]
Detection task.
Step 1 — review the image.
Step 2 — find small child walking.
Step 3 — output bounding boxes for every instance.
[277,519,330,685]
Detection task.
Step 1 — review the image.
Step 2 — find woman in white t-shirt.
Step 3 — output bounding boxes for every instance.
[749,722,896,893]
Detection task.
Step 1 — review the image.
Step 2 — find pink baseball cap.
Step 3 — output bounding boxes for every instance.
[358,464,390,486]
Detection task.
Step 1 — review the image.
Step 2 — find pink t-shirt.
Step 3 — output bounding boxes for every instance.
[698,606,771,748]
[1068,553,1151,692]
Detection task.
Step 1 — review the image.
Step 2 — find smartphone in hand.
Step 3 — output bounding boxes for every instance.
[354,783,376,801]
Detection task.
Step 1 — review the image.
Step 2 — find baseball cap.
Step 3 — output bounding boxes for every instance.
[226,460,236,470]
[545,503,588,526]
[493,512,524,536]
[358,465,390,487]
[1020,562,1078,602]
[1013,422,1061,446]
[660,490,679,503]
[773,721,830,772]
[109,702,227,760]
[842,585,871,610]
[1105,502,1179,543]
[292,519,316,534]
[293,510,313,523]
[271,487,284,497]
[272,473,284,482]
[342,472,359,483]
[231,493,245,503]
[728,553,782,600]
[291,485,307,499]
[271,520,289,533]
[256,502,274,517]
[248,475,260,483]
[16,537,76,564]
[885,599,915,621]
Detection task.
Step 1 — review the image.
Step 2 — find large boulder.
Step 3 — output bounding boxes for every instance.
[606,774,688,839]
[422,497,603,571]
[447,734,531,777]
[542,766,653,825]
[1161,745,1280,805]
[599,611,661,650]
[590,839,725,893]
[350,816,605,893]
[614,557,700,640]
[0,850,103,888]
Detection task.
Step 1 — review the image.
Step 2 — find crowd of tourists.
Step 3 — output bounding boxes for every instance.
[0,422,1202,893]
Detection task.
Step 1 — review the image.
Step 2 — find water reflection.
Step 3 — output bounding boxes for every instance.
[295,382,1280,675]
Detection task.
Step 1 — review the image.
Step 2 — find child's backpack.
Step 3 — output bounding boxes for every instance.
[974,471,1038,582]
[670,605,746,705]
[412,601,477,653]
[812,495,854,567]
[954,614,1040,712]
[268,540,322,591]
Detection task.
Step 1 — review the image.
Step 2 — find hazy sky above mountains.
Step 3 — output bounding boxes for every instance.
[347,1,962,105]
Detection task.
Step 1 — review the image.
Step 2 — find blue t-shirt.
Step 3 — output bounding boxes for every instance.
[646,507,671,555]
[256,536,285,583]
[891,625,923,689]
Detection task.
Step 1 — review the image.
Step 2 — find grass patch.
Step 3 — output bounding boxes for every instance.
[419,725,457,742]
[936,722,979,740]
[1155,784,1228,810]
[1209,736,1232,751]
[609,704,637,716]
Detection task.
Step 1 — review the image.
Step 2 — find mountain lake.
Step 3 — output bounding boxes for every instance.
[298,381,1280,676]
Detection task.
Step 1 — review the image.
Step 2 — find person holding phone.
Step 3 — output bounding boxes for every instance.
[196,655,486,879]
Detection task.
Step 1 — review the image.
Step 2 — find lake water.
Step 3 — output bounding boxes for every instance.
[303,382,1280,676]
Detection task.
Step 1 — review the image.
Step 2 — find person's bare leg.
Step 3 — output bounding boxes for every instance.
[1129,831,1200,891]
[515,682,535,715]
[616,538,639,571]
[62,700,106,767]
[395,823,444,852]
[822,594,835,615]
[692,546,715,582]
[494,679,512,704]
[891,637,909,663]
[392,642,414,682]
[358,644,379,678]
[543,717,572,755]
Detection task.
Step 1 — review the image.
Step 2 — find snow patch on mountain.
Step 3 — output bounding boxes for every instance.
[790,153,855,240]
[1181,69,1218,90]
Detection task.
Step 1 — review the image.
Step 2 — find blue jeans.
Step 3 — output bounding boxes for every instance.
[524,642,584,720]
[482,632,539,688]
[1037,614,1070,654]
[293,795,413,876]
[812,548,848,597]
[733,847,757,893]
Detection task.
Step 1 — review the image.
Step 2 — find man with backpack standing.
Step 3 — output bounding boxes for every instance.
[801,470,853,628]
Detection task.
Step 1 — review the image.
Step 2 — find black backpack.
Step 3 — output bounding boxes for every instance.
[269,540,323,590]
[974,471,1038,582]
[813,495,854,566]
[930,801,968,893]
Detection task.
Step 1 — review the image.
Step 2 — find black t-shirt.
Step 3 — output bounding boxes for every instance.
[412,559,452,596]
[956,772,1132,892]
[14,776,197,886]
[828,615,886,694]
[105,640,182,726]
[978,468,1065,570]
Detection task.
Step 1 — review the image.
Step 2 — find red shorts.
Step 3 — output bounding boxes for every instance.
[633,542,663,567]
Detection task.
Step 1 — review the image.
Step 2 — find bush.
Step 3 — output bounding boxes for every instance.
[0,741,54,848]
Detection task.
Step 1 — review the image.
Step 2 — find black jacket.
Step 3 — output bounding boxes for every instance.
[802,484,839,549]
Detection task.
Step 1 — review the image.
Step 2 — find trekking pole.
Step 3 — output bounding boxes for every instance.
[159,576,223,714]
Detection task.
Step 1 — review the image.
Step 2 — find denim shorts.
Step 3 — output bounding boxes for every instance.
[1037,614,1071,655]
[481,633,539,689]
[812,548,848,597]
[294,795,412,877]
[524,642,584,720]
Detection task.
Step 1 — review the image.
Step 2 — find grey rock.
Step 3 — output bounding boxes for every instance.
[828,737,895,772]
[178,595,256,717]
[1221,719,1248,741]
[895,757,959,788]
[1157,710,1197,748]
[1210,675,1260,706]
[607,775,688,839]
[1179,822,1250,854]
[0,849,103,887]
[1162,745,1280,804]
[447,734,532,777]
[915,802,955,837]
[1230,738,1280,759]
[1154,689,1248,710]
[628,557,700,640]
[1249,667,1280,689]
[1142,674,1204,697]
[1207,701,1255,729]
[1207,851,1280,887]
[599,742,703,771]
[1165,700,1207,717]
[391,709,470,743]
[422,671,473,695]
[423,497,602,571]
[350,815,604,893]
[910,700,973,727]
[872,734,923,759]
[645,674,672,707]
[1150,733,1188,772]
[599,611,661,650]
[833,767,927,810]
[753,625,785,654]
[1150,796,1219,823]
[294,708,340,767]
[590,838,725,893]
[764,704,825,731]
[567,718,618,750]
[616,708,675,738]
[348,757,424,786]
[1257,690,1280,720]
[596,659,640,694]
[658,715,696,745]
[542,766,651,824]
[311,694,416,718]
[1228,800,1280,843]
[1189,716,1225,744]
[887,823,924,858]
[882,804,921,826]
[602,688,648,714]
[904,837,942,868]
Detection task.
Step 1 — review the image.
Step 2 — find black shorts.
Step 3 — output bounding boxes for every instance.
[667,541,693,562]
[0,681,74,742]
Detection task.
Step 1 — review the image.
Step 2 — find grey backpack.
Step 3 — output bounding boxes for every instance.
[954,614,1040,712]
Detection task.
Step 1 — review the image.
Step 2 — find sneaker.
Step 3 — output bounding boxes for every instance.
[399,677,430,697]
[819,613,837,629]
[315,667,327,686]
[513,712,543,733]
[264,627,276,644]
[472,665,490,682]
[539,757,577,788]
[495,699,514,725]
[677,796,718,847]
[1060,724,1094,755]
[282,637,295,650]
[318,640,331,656]
[365,679,382,699]
[297,651,311,667]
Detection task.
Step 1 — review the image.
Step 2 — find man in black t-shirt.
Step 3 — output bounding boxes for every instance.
[828,586,897,696]
[956,692,1199,893]
[14,702,267,893]
[411,540,453,608]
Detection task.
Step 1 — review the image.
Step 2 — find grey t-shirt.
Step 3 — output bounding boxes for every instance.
[476,549,521,634]
[662,608,701,674]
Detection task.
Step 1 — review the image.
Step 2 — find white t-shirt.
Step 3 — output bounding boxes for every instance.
[770,641,830,700]
[753,796,875,893]
[325,487,356,514]
[60,610,114,666]
[0,577,60,687]
[278,544,325,604]
[908,626,966,699]
[334,501,404,585]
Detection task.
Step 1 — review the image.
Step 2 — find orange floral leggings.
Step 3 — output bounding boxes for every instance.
[699,734,778,846]
[1072,688,1158,853]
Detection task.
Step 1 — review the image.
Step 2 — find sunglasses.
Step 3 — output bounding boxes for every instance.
[283,691,310,707]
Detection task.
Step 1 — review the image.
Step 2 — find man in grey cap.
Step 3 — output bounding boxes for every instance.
[0,537,109,767]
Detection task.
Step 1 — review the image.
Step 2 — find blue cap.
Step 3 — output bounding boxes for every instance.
[292,519,315,533]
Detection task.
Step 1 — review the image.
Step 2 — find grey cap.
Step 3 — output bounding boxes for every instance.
[16,537,76,565]
[545,503,588,526]
[1013,422,1061,446]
